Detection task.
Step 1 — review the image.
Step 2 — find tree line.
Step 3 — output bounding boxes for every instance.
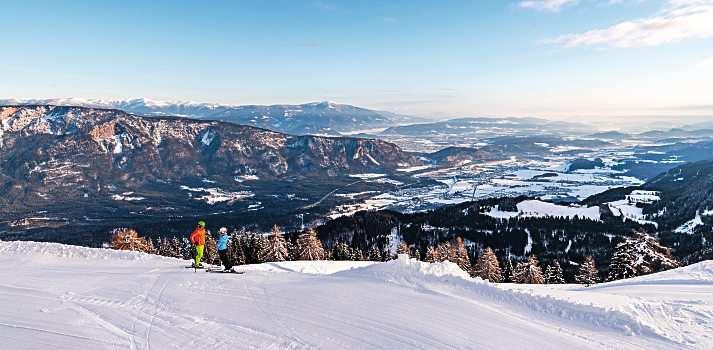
[111,224,679,286]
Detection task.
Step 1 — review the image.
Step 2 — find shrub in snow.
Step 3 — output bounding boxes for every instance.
[607,233,679,281]
[472,247,502,282]
[295,229,326,260]
[513,255,544,284]
[544,260,566,284]
[575,256,599,287]
[110,228,154,253]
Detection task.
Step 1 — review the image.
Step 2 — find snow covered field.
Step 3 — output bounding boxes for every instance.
[1,241,711,349]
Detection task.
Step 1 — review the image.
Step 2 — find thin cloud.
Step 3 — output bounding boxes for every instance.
[547,0,713,48]
[519,0,578,11]
[697,55,713,68]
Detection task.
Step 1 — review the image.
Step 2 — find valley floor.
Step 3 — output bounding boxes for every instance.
[0,241,711,350]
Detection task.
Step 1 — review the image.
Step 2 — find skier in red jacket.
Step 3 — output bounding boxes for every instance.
[190,220,207,268]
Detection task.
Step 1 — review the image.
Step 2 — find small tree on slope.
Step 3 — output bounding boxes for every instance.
[607,244,638,281]
[425,246,440,263]
[513,255,544,284]
[452,237,472,272]
[396,242,411,257]
[367,245,383,261]
[265,225,289,262]
[472,247,501,282]
[111,228,153,253]
[575,256,599,287]
[169,237,183,258]
[544,260,566,284]
[229,232,247,266]
[351,247,365,261]
[253,234,271,263]
[501,257,515,283]
[607,233,679,281]
[204,233,220,265]
[296,229,326,260]
[332,241,352,261]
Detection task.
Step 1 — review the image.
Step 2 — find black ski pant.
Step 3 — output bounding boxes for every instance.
[218,249,233,270]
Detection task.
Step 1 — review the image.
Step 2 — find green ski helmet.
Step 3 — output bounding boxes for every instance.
[197,220,206,228]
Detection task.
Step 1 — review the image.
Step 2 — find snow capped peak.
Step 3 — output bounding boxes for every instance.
[0,97,234,110]
[308,100,339,109]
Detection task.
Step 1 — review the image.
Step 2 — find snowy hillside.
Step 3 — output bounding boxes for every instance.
[1,241,711,349]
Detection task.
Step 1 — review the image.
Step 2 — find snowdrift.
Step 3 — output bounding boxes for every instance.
[337,256,674,341]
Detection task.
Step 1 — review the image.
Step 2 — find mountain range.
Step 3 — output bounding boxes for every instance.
[0,98,421,136]
[0,105,426,242]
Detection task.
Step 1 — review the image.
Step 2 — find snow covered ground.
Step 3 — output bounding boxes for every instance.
[486,200,601,221]
[1,241,711,349]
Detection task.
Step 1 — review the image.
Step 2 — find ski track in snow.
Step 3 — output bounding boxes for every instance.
[0,241,711,349]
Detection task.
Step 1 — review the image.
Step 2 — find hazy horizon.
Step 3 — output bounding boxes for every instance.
[2,0,712,123]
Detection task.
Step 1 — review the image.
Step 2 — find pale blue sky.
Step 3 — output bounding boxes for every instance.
[2,0,712,120]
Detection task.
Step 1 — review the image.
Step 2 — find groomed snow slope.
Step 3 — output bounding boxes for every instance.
[0,241,711,349]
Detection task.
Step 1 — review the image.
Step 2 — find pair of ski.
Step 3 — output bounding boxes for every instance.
[185,265,244,274]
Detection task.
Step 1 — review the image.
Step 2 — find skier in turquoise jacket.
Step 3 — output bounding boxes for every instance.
[216,227,233,271]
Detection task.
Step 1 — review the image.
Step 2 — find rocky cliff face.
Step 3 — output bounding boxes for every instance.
[0,105,418,179]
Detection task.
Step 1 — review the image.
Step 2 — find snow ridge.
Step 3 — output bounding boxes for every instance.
[337,256,679,344]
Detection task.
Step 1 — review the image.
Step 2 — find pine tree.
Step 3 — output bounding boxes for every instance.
[332,241,352,260]
[253,234,271,263]
[513,255,544,284]
[607,234,679,281]
[425,246,439,263]
[295,229,326,260]
[413,248,421,261]
[169,237,183,258]
[204,232,220,265]
[229,233,247,266]
[544,260,566,284]
[367,245,383,261]
[472,247,501,282]
[396,242,410,257]
[436,241,453,262]
[451,237,471,272]
[180,237,194,260]
[351,247,364,261]
[285,239,297,261]
[575,256,599,287]
[264,225,289,262]
[381,247,394,262]
[157,237,171,257]
[608,243,638,281]
[501,257,515,283]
